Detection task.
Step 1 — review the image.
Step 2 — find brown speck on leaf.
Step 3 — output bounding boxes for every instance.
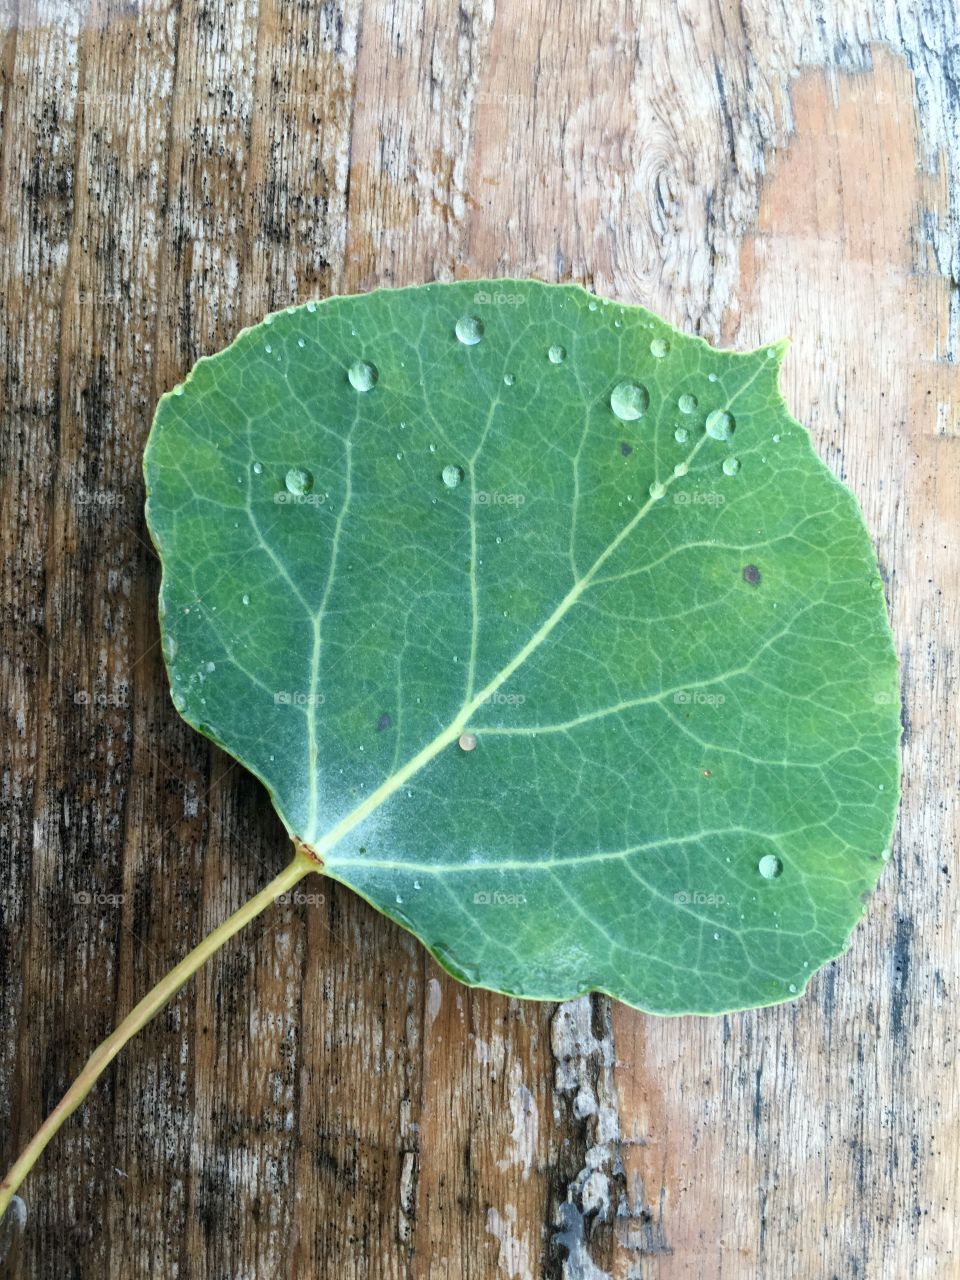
[743,564,761,585]
[620,441,633,456]
[376,712,392,731]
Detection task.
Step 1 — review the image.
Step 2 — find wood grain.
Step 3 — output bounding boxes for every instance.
[1,3,957,1278]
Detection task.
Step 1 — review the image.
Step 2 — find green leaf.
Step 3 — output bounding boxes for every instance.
[143,280,900,1014]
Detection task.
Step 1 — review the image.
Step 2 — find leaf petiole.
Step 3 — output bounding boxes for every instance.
[0,845,319,1220]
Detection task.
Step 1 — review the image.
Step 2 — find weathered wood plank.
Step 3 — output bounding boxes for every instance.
[0,3,956,1278]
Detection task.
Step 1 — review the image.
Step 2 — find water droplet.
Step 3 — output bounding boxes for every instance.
[264,343,272,354]
[503,373,515,386]
[678,393,698,414]
[264,314,274,326]
[610,381,649,421]
[614,319,622,329]
[297,337,305,348]
[413,879,422,890]
[395,894,404,905]
[396,451,403,461]
[252,461,263,475]
[788,983,798,994]
[458,732,478,752]
[242,593,250,606]
[348,359,378,392]
[285,467,313,495]
[772,434,781,444]
[674,426,689,444]
[722,456,741,476]
[758,854,783,880]
[881,847,892,862]
[495,535,502,544]
[306,301,317,313]
[172,690,186,712]
[648,480,665,500]
[707,371,718,382]
[650,336,670,358]
[547,344,567,364]
[673,462,688,477]
[205,661,216,673]
[706,409,735,441]
[442,464,463,489]
[587,299,598,312]
[455,315,484,345]
[162,633,178,662]
[173,385,185,397]
[713,932,720,941]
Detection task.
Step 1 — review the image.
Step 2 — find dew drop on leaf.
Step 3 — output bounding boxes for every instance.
[252,461,263,475]
[458,732,478,752]
[674,426,689,444]
[650,337,670,358]
[241,593,250,605]
[547,344,567,364]
[706,409,735,441]
[455,315,484,346]
[348,359,378,392]
[648,481,665,500]
[758,854,783,880]
[442,464,463,489]
[610,381,649,421]
[285,467,313,495]
[503,373,515,386]
[722,456,741,476]
[678,393,697,414]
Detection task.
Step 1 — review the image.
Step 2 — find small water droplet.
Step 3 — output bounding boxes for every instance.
[428,443,436,453]
[396,451,403,461]
[242,593,250,605]
[588,299,598,311]
[458,732,477,752]
[297,337,305,348]
[285,467,313,495]
[264,315,274,326]
[722,456,741,476]
[455,315,485,346]
[613,319,622,329]
[758,854,783,880]
[788,983,798,994]
[173,385,185,397]
[252,461,263,475]
[678,393,698,414]
[674,426,689,444]
[503,373,515,386]
[673,461,688,477]
[713,932,720,941]
[205,661,215,673]
[265,343,272,354]
[707,371,718,382]
[650,336,670,358]
[706,409,736,441]
[610,381,649,421]
[348,359,378,392]
[442,464,463,489]
[306,301,317,313]
[162,633,178,662]
[648,480,665,500]
[395,894,404,905]
[413,880,421,890]
[772,434,781,443]
[547,344,567,364]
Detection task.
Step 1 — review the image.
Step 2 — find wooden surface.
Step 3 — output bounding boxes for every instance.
[1,2,958,1277]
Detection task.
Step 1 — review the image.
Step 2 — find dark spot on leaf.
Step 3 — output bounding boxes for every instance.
[743,564,761,585]
[376,712,392,731]
[619,441,633,456]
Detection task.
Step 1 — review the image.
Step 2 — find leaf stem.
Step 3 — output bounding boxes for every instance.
[0,847,318,1219]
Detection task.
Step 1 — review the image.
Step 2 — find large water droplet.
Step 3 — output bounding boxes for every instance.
[705,409,735,441]
[610,381,649,421]
[650,337,670,358]
[722,456,741,476]
[758,854,783,880]
[674,426,689,444]
[252,461,263,475]
[348,359,378,392]
[455,315,484,345]
[442,464,464,489]
[285,467,313,495]
[547,344,567,364]
[648,480,665,500]
[678,393,697,414]
[503,373,515,386]
[458,732,477,752]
